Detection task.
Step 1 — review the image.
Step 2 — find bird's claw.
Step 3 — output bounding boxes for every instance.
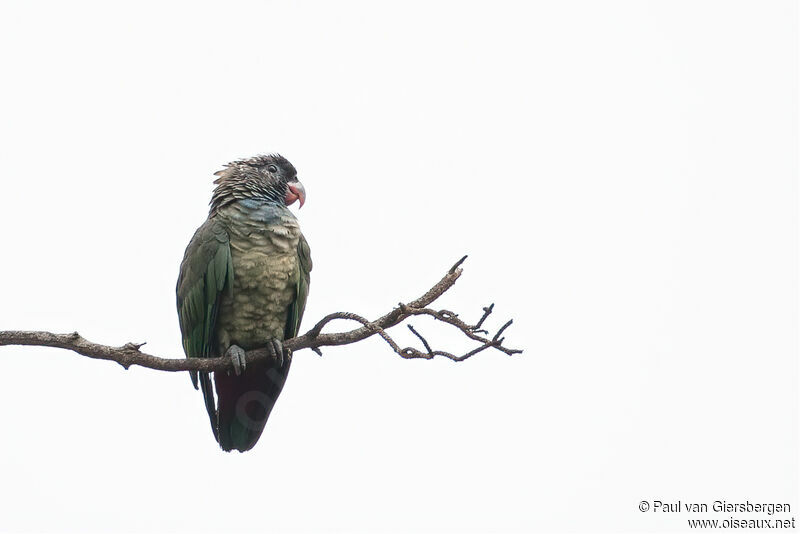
[268,339,284,367]
[226,344,247,376]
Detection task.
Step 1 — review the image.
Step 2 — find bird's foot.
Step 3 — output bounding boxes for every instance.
[267,339,285,367]
[226,344,247,376]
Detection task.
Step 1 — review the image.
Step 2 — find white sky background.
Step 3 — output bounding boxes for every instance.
[0,1,796,532]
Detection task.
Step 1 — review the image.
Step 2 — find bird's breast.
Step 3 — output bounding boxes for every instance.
[215,204,301,349]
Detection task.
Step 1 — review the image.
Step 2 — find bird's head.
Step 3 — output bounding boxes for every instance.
[210,153,306,213]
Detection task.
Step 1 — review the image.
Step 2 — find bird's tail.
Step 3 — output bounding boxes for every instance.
[213,357,291,452]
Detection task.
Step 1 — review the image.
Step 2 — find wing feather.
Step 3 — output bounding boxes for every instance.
[285,233,312,340]
[176,219,233,428]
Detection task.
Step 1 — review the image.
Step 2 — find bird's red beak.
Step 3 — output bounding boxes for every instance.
[286,181,306,208]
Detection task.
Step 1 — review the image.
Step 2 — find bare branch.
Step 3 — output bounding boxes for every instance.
[0,258,522,372]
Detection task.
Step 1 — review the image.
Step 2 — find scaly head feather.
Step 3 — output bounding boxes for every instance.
[210,153,305,214]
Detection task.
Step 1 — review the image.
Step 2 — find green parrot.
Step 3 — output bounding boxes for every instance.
[176,154,311,452]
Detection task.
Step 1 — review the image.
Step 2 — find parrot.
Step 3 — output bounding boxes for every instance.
[176,154,311,452]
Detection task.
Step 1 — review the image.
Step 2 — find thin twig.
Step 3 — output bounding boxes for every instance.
[473,303,494,333]
[407,324,433,355]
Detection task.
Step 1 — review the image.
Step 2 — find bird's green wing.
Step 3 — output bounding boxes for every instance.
[176,219,233,427]
[285,233,312,340]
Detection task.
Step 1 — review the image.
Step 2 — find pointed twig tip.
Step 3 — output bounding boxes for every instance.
[449,255,468,273]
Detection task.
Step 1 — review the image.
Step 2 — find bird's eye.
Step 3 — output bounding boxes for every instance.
[267,164,278,173]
